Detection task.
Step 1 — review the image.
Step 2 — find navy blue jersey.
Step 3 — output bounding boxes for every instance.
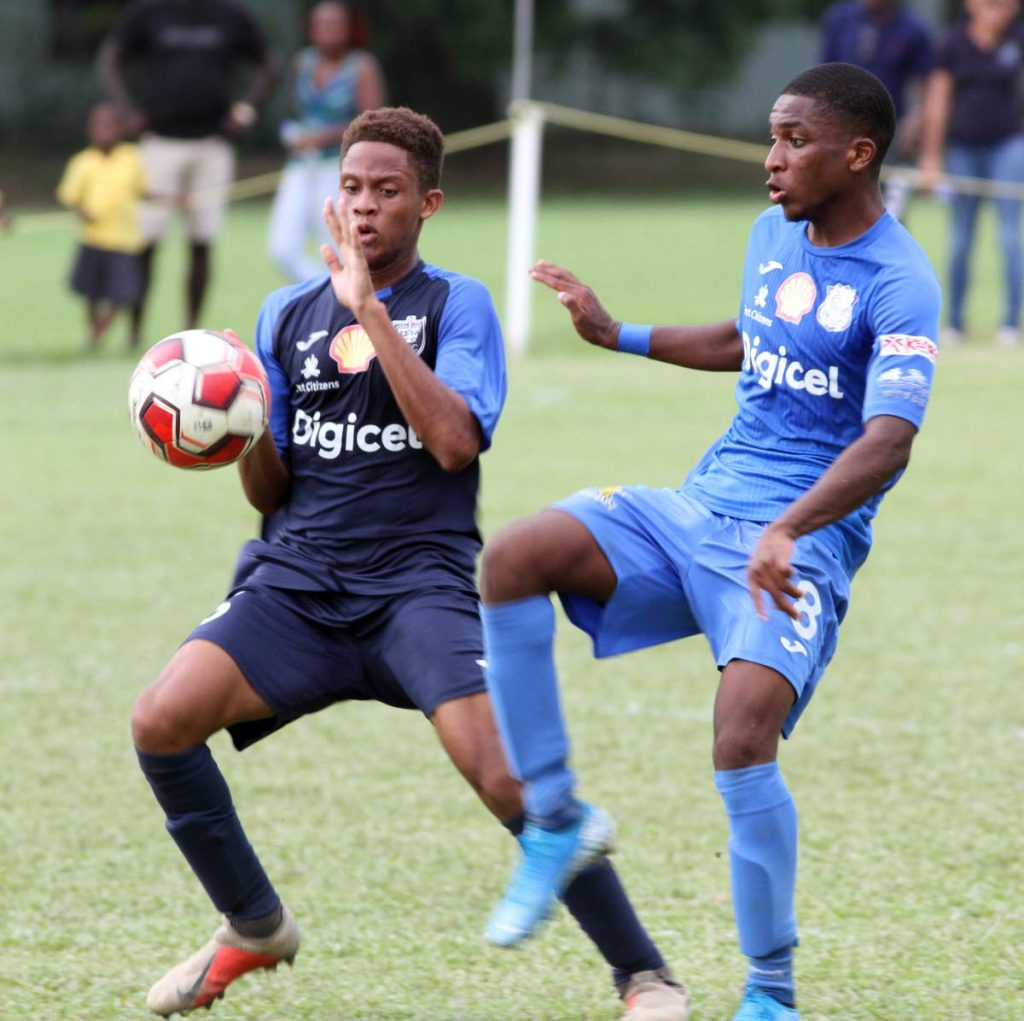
[682,208,941,575]
[240,261,507,597]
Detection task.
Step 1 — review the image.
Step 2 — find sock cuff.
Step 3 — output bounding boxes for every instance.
[136,744,211,778]
[480,595,555,644]
[714,762,790,815]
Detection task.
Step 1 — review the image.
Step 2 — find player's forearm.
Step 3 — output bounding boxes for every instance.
[356,299,481,472]
[647,320,744,371]
[238,430,291,515]
[768,416,916,541]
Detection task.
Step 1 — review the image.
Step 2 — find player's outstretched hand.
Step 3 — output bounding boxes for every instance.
[747,524,802,621]
[529,260,620,350]
[321,196,376,314]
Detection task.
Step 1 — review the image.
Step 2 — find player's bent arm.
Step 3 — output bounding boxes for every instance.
[648,320,745,371]
[769,414,917,542]
[747,415,918,619]
[237,430,291,516]
[356,299,482,473]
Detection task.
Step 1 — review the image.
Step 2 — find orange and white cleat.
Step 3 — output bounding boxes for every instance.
[619,967,692,1021]
[146,906,299,1016]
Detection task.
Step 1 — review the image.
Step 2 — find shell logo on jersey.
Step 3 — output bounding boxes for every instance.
[330,325,376,374]
[816,283,858,332]
[775,272,817,324]
[878,333,937,363]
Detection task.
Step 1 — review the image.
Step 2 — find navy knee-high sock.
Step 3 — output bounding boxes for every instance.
[503,814,664,987]
[137,745,280,921]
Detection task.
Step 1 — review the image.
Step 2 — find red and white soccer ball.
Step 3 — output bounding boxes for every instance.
[128,329,270,470]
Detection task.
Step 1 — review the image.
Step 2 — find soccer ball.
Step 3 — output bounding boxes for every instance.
[128,329,270,470]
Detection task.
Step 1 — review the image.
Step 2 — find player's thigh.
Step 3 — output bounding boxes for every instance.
[132,638,272,755]
[365,587,488,717]
[481,506,617,603]
[187,136,235,242]
[179,586,365,748]
[553,486,706,657]
[690,522,848,739]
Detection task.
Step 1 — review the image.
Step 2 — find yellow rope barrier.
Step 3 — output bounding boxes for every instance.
[6,103,1023,235]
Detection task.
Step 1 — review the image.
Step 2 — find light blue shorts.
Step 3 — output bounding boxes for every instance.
[555,486,851,736]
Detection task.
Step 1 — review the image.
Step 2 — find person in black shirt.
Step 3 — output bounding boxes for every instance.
[98,0,278,341]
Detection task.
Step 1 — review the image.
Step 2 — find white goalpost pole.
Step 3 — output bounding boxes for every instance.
[504,0,543,356]
[504,103,544,357]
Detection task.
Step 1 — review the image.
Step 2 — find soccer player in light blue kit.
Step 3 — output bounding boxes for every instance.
[479,63,941,1020]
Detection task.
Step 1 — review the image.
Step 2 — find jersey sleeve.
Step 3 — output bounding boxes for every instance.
[434,276,508,450]
[255,287,297,454]
[862,264,941,430]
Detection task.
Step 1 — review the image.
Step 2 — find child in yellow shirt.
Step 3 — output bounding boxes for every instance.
[57,103,146,349]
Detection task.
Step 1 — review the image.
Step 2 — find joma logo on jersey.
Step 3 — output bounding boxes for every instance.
[292,408,423,459]
[742,332,844,399]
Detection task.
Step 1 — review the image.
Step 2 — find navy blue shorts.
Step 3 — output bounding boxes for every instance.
[187,584,486,750]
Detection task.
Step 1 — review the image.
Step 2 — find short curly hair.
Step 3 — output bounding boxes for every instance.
[341,107,444,191]
[782,63,895,173]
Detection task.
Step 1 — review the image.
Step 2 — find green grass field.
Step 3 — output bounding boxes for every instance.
[1,190,1022,1020]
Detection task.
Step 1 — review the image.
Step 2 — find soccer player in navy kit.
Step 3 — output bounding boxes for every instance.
[479,65,941,1021]
[130,107,689,1020]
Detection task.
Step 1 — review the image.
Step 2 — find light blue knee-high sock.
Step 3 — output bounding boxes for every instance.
[715,762,798,1007]
[481,597,580,828]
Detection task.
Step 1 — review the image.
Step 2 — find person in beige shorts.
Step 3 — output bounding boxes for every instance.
[98,0,278,341]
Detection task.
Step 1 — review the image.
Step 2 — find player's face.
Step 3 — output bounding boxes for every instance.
[339,141,442,273]
[765,95,868,223]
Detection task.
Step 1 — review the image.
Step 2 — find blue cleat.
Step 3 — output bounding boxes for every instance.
[732,985,800,1021]
[485,803,615,947]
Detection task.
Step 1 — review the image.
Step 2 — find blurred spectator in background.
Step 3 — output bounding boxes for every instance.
[98,0,278,341]
[56,103,146,350]
[820,0,935,221]
[919,0,1024,348]
[267,1,385,282]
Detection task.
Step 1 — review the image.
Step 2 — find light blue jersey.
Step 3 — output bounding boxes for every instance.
[683,207,941,575]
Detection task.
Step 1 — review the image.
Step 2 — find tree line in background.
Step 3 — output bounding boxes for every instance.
[34,0,836,140]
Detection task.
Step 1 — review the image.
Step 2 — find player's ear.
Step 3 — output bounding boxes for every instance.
[848,137,877,174]
[420,188,444,222]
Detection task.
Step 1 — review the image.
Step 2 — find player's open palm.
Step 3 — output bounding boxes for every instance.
[321,196,374,312]
[530,260,619,350]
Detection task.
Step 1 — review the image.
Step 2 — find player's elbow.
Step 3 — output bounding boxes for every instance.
[434,439,479,474]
